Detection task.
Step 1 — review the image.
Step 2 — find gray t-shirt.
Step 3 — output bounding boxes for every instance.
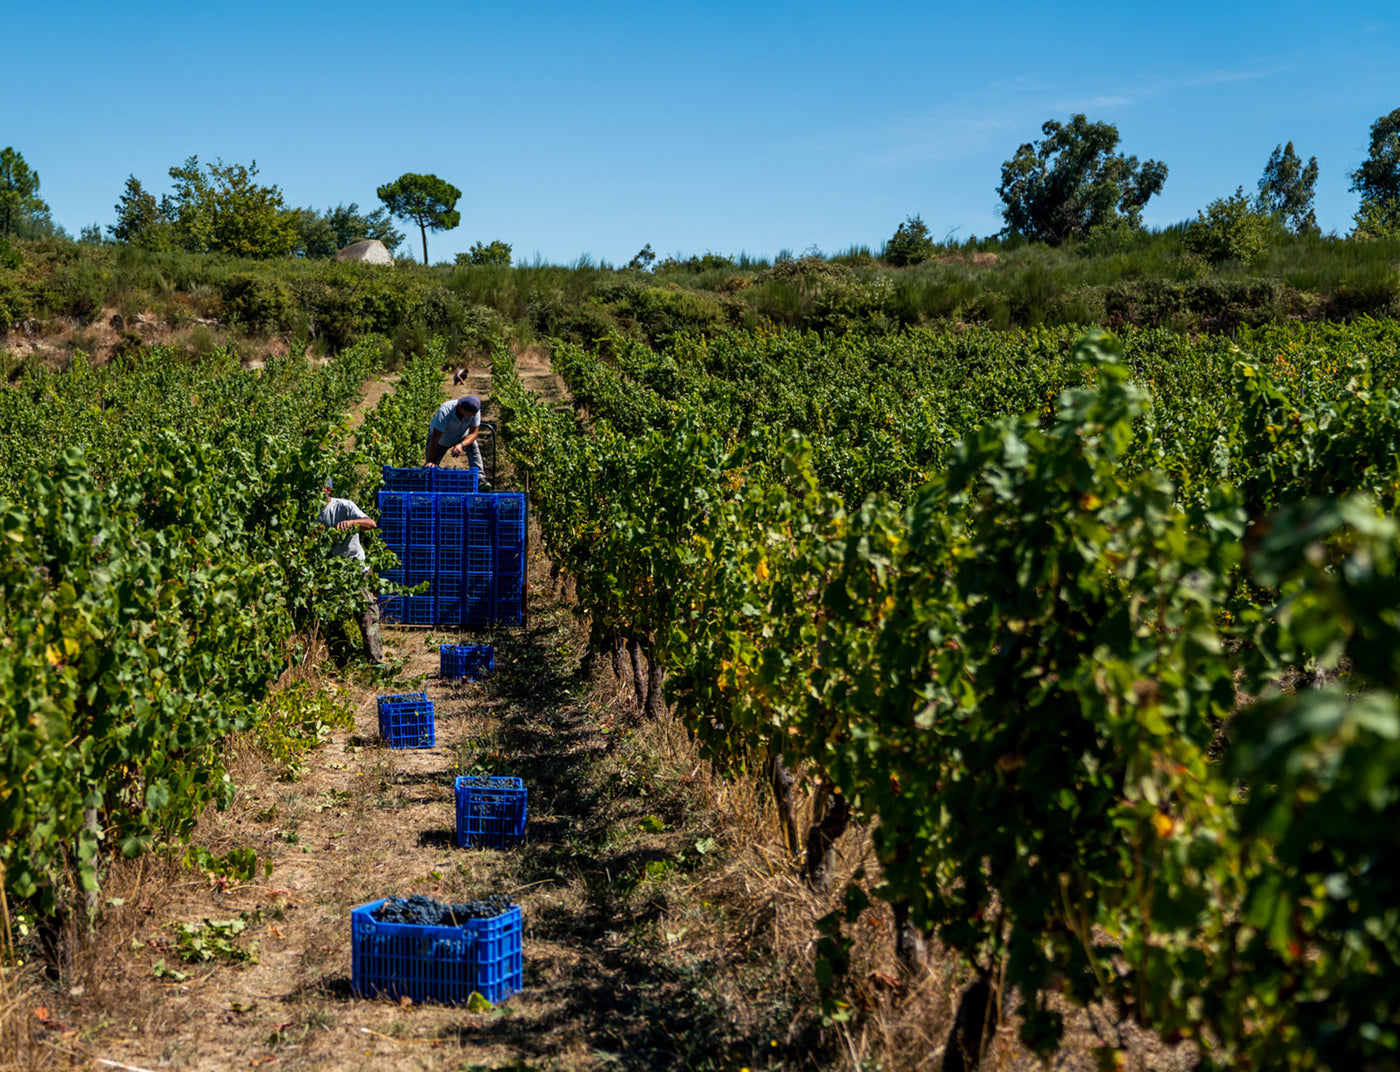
[430,399,481,448]
[318,497,368,560]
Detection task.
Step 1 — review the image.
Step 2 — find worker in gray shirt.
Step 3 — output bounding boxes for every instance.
[317,479,384,665]
[426,395,482,473]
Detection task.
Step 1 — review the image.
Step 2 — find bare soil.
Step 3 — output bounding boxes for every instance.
[2,307,305,374]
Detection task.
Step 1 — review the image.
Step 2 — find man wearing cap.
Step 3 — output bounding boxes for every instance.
[426,395,483,472]
[317,479,384,665]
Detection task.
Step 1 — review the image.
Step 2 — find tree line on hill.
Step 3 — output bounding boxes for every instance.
[1,107,1397,270]
[1,155,476,266]
[884,107,1400,268]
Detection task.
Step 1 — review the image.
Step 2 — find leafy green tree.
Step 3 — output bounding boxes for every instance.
[997,115,1167,245]
[288,207,337,259]
[1350,107,1400,239]
[291,202,405,258]
[1258,142,1320,235]
[627,243,656,271]
[165,157,297,258]
[882,214,935,266]
[0,147,52,239]
[1184,186,1275,264]
[328,203,403,255]
[460,239,511,266]
[108,175,175,249]
[376,173,461,265]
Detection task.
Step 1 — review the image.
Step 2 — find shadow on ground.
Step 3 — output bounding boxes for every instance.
[454,601,811,1071]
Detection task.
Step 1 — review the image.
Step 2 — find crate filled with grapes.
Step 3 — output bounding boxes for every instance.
[351,893,522,1005]
[454,775,527,848]
[376,693,434,749]
[440,643,495,681]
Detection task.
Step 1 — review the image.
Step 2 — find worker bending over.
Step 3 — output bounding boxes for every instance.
[426,395,482,472]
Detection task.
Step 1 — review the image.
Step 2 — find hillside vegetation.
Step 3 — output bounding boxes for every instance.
[4,229,1400,379]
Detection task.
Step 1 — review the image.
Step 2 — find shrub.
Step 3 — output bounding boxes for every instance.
[1185,187,1276,265]
[655,251,736,273]
[529,298,620,348]
[223,272,297,332]
[883,215,936,266]
[599,282,730,345]
[459,240,512,267]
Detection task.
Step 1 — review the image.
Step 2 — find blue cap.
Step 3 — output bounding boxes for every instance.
[457,395,480,413]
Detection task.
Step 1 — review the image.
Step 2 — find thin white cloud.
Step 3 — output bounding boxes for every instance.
[782,56,1305,173]
[1175,64,1292,88]
[861,111,1025,168]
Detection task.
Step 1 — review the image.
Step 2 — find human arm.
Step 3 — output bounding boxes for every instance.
[426,427,443,466]
[449,424,480,457]
[336,517,377,532]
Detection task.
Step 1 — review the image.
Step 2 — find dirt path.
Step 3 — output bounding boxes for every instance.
[66,602,733,1072]
[348,371,401,430]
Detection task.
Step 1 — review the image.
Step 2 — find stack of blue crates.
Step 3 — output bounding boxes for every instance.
[404,493,437,625]
[377,466,526,628]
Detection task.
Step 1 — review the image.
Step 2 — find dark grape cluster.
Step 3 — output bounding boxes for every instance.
[456,776,499,787]
[373,893,512,926]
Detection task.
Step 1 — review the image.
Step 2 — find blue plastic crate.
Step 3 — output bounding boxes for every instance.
[408,518,437,545]
[351,899,522,1005]
[377,491,409,522]
[465,540,493,575]
[494,495,527,600]
[381,466,432,493]
[437,493,467,534]
[463,573,495,627]
[438,545,465,576]
[464,494,493,546]
[436,494,467,573]
[376,492,409,551]
[377,693,434,748]
[378,522,407,554]
[405,542,436,579]
[440,644,495,680]
[454,776,527,848]
[377,490,409,517]
[494,493,527,539]
[402,594,435,627]
[495,544,524,579]
[408,493,437,541]
[491,593,525,627]
[379,595,404,624]
[430,468,479,494]
[434,573,464,625]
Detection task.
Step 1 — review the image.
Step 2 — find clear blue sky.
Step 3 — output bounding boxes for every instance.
[6,1,1397,264]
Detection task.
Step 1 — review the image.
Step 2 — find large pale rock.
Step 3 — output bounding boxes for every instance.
[335,239,393,265]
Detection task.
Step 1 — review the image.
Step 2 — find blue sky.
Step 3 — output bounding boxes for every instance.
[6,1,1398,264]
